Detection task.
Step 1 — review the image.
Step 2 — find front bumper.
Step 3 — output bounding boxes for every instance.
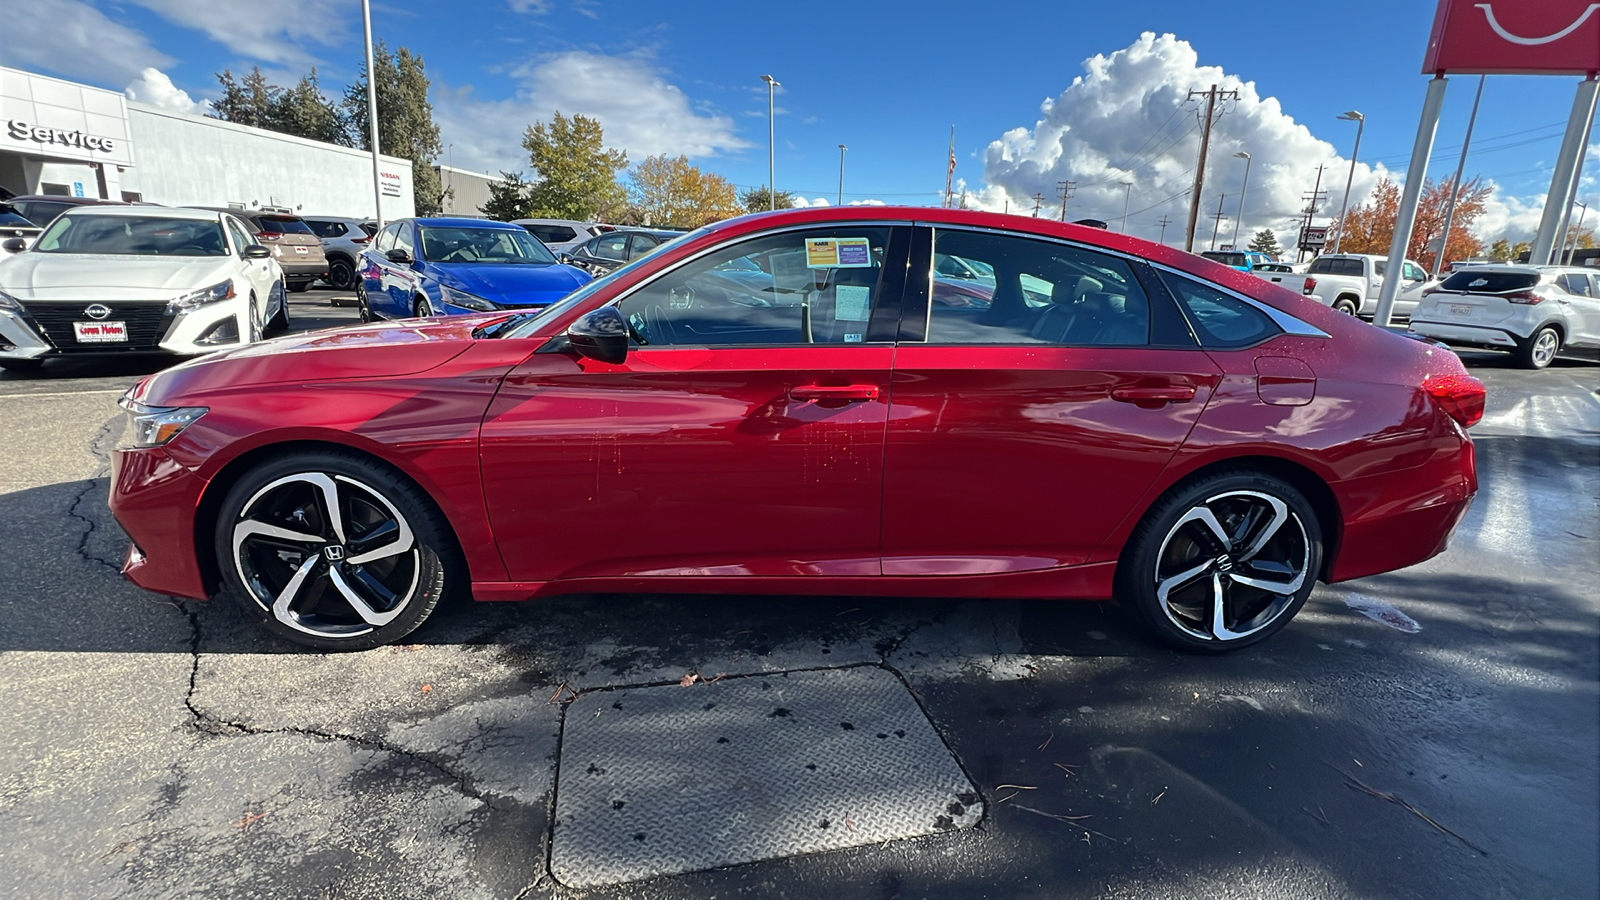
[110,445,211,600]
[0,299,250,360]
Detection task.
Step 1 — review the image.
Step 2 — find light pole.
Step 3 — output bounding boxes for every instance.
[1232,151,1251,250]
[761,74,780,210]
[1119,182,1132,232]
[361,0,383,228]
[838,144,847,206]
[1333,111,1365,254]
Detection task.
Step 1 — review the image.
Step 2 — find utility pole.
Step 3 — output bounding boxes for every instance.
[1031,193,1044,217]
[1057,180,1075,222]
[1184,83,1239,252]
[1120,182,1133,232]
[1297,166,1328,263]
[1209,193,1228,250]
[1157,215,1173,245]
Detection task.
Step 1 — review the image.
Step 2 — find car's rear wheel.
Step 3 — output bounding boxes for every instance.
[1515,325,1560,369]
[1117,470,1323,653]
[327,256,356,291]
[1333,297,1360,316]
[214,452,459,650]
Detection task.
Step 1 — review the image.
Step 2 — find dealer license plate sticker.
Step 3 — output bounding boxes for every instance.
[74,321,128,342]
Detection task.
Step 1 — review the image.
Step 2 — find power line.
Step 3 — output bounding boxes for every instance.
[1057,180,1076,222]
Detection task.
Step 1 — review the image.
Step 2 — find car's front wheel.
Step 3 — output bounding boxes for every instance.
[265,281,290,334]
[1117,470,1323,653]
[1515,325,1560,369]
[414,296,435,318]
[213,451,460,650]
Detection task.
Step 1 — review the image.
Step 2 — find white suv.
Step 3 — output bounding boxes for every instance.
[511,219,605,255]
[1409,265,1600,369]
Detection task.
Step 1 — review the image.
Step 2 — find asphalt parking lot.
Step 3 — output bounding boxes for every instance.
[1,294,1596,900]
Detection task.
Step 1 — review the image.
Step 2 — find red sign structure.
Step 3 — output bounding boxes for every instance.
[1424,1,1600,74]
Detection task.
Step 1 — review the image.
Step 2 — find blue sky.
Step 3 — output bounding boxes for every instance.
[4,0,1595,242]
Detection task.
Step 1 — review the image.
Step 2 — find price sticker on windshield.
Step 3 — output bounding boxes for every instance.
[805,237,872,268]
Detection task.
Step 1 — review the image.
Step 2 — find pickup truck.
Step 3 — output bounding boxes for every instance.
[1253,253,1436,319]
[1201,249,1277,272]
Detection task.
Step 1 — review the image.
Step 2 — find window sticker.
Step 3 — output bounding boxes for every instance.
[844,333,864,342]
[835,284,871,322]
[806,237,873,268]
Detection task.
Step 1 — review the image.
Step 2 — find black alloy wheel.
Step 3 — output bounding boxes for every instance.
[327,256,357,291]
[1118,470,1322,652]
[214,452,460,650]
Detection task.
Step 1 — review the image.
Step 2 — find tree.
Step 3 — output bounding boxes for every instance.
[346,42,445,215]
[483,171,536,221]
[1489,238,1512,262]
[740,186,793,214]
[1512,241,1531,261]
[1247,228,1282,257]
[1328,175,1489,270]
[210,68,275,129]
[270,69,348,146]
[520,112,628,222]
[629,155,742,228]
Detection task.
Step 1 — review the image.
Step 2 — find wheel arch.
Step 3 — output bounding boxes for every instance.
[192,438,469,596]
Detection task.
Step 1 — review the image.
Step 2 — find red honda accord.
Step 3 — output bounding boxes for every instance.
[110,207,1483,652]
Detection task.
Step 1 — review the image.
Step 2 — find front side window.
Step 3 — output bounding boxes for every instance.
[374,223,399,252]
[226,218,253,256]
[35,214,229,256]
[419,226,557,264]
[923,229,1150,346]
[627,234,660,259]
[1160,272,1281,349]
[615,226,891,347]
[394,223,415,255]
[591,234,629,260]
[1403,262,1427,282]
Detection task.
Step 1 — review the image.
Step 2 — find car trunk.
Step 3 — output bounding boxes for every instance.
[1426,270,1540,327]
[255,215,327,269]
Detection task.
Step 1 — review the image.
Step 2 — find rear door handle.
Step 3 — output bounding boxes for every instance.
[1111,384,1196,403]
[789,384,880,402]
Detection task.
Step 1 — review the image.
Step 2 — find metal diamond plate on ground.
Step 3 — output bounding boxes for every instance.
[550,665,982,887]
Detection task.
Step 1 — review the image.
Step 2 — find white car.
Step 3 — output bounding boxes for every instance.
[1409,265,1600,369]
[510,218,606,255]
[0,206,286,372]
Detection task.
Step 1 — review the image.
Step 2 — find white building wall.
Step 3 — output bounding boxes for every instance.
[437,165,503,217]
[123,104,415,219]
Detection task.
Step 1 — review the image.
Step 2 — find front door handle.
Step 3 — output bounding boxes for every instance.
[1111,384,1196,403]
[789,384,880,402]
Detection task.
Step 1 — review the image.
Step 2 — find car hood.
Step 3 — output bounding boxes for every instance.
[435,262,590,305]
[137,316,486,404]
[0,253,236,301]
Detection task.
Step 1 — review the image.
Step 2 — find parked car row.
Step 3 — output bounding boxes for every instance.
[1409,264,1600,369]
[1253,253,1436,319]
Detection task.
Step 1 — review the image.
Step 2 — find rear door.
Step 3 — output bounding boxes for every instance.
[880,226,1221,575]
[1555,272,1600,345]
[479,224,911,582]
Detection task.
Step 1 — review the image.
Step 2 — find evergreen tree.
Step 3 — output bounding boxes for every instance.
[345,43,445,215]
[520,112,628,222]
[210,68,276,129]
[1247,228,1281,257]
[270,69,349,146]
[483,172,536,222]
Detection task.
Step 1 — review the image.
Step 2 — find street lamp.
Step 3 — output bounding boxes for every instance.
[1232,151,1251,250]
[1333,111,1365,254]
[761,74,780,210]
[361,0,383,228]
[1119,182,1132,232]
[838,144,847,206]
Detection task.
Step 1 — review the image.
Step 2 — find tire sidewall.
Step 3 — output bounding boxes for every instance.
[212,451,454,651]
[1518,326,1559,369]
[1118,469,1324,653]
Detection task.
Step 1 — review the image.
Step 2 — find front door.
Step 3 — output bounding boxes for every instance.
[480,224,911,582]
[880,226,1222,575]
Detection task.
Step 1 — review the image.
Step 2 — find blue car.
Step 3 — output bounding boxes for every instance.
[357,217,592,320]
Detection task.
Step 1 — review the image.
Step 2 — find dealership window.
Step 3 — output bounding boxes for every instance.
[614,227,890,347]
[922,229,1150,346]
[1159,272,1281,349]
[120,192,142,203]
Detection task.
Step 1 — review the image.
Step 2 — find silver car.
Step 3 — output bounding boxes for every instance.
[510,218,605,255]
[1409,265,1600,369]
[302,215,377,295]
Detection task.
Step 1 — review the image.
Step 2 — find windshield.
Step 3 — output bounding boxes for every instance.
[419,226,557,264]
[35,214,229,256]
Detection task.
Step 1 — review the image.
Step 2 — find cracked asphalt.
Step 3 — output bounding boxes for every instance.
[1,292,1596,899]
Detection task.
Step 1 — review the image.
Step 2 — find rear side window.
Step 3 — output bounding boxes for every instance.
[1307,257,1365,277]
[305,220,347,238]
[1555,273,1596,297]
[592,234,629,260]
[258,215,314,235]
[1160,272,1281,349]
[20,201,73,227]
[523,224,577,244]
[1202,251,1247,267]
[1439,270,1540,293]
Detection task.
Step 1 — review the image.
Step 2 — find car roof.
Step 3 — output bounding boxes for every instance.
[511,218,591,226]
[412,217,520,228]
[9,195,122,205]
[301,215,372,223]
[63,205,223,221]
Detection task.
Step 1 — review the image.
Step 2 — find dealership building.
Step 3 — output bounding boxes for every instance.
[1,65,415,219]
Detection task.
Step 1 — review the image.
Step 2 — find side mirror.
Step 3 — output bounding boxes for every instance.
[558,253,573,265]
[242,244,271,259]
[566,307,629,365]
[386,248,413,264]
[1,237,27,253]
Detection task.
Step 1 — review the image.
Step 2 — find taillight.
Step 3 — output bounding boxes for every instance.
[1505,291,1542,305]
[1423,372,1486,429]
[258,232,282,241]
[1302,277,1316,296]
[351,236,370,244]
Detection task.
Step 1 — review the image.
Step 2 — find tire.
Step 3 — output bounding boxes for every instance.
[287,280,311,293]
[327,256,356,291]
[1515,325,1560,369]
[356,282,373,323]
[414,296,435,318]
[265,280,290,335]
[1116,469,1323,653]
[213,451,461,651]
[0,359,43,373]
[1332,297,1360,316]
[247,293,264,344]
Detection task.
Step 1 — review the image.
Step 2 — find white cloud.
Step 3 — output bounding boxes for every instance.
[433,51,747,176]
[128,0,348,68]
[0,0,173,85]
[124,68,208,115]
[973,32,1392,248]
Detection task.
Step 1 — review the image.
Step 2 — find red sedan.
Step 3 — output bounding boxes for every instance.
[110,207,1483,652]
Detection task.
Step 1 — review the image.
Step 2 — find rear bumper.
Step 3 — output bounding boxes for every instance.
[1409,320,1521,348]
[109,445,211,600]
[1326,429,1477,582]
[278,261,328,279]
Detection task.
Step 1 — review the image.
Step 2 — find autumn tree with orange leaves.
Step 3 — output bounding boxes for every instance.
[1328,175,1490,270]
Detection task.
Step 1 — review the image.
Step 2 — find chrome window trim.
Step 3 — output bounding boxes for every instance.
[916,221,1329,339]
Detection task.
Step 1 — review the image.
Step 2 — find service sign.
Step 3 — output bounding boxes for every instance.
[1423,1,1600,74]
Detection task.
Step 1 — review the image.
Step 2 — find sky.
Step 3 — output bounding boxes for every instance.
[3,0,1597,247]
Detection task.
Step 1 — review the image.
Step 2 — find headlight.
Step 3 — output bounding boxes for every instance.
[0,289,22,313]
[117,394,207,448]
[439,284,497,312]
[170,280,235,311]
